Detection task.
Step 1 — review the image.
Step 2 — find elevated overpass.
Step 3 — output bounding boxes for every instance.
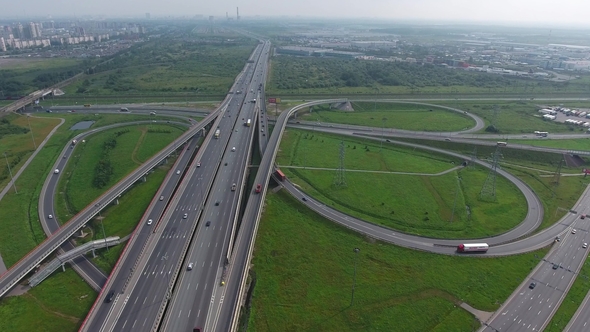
[0,103,227,299]
[28,237,120,287]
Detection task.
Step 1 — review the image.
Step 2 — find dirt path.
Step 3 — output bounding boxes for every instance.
[23,292,80,323]
[130,127,148,165]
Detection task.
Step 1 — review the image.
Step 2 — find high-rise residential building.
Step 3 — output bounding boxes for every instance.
[34,23,42,38]
[28,22,38,38]
[13,23,23,39]
[0,37,6,52]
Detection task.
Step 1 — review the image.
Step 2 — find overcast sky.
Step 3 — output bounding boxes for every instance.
[2,0,590,27]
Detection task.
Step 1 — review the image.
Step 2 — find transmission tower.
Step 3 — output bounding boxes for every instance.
[333,141,347,187]
[469,146,477,169]
[551,157,564,198]
[552,157,564,184]
[491,104,500,129]
[479,145,502,200]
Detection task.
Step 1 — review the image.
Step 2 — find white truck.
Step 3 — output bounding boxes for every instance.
[456,243,489,253]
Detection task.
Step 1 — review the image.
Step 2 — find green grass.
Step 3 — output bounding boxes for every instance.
[0,58,84,96]
[545,260,590,332]
[88,165,171,272]
[0,268,96,332]
[278,129,459,173]
[277,129,527,238]
[63,38,256,97]
[509,137,590,151]
[300,102,475,132]
[247,190,548,332]
[393,136,589,232]
[56,124,183,219]
[0,114,62,189]
[433,99,584,134]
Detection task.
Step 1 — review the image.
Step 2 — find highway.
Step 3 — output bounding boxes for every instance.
[158,40,271,332]
[480,185,590,331]
[0,100,225,299]
[4,38,590,331]
[37,120,192,291]
[79,41,269,332]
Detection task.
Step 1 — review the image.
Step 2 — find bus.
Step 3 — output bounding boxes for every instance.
[496,142,507,147]
[535,131,548,137]
[214,129,220,138]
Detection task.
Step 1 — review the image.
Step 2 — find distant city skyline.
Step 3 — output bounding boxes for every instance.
[1,0,590,28]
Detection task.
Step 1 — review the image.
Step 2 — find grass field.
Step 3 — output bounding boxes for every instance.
[0,58,84,96]
[62,38,255,99]
[247,190,548,332]
[55,124,183,219]
[509,137,590,151]
[0,267,95,332]
[277,129,527,238]
[0,113,62,190]
[391,136,589,231]
[433,100,581,134]
[300,102,475,132]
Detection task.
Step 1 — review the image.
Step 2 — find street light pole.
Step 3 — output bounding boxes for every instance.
[4,152,17,194]
[98,210,108,252]
[450,176,461,222]
[26,115,37,149]
[380,118,387,152]
[351,247,360,306]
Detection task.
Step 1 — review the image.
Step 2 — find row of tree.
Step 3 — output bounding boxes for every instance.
[272,57,558,91]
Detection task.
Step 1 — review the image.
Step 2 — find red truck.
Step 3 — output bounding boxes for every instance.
[275,169,285,181]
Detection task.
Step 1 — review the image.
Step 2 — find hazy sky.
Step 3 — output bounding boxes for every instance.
[2,0,590,26]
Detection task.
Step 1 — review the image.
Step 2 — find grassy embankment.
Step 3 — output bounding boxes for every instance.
[0,116,185,332]
[277,129,527,239]
[247,190,549,331]
[300,102,475,132]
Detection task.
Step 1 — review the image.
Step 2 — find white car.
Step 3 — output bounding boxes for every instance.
[48,214,53,219]
[572,229,577,234]
[183,213,188,219]
[176,170,181,175]
[147,219,153,225]
[231,147,236,152]
[584,243,588,249]
[196,162,201,167]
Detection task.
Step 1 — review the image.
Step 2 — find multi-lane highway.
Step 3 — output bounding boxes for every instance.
[0,101,225,299]
[80,40,270,332]
[159,41,271,332]
[4,35,590,332]
[480,186,590,331]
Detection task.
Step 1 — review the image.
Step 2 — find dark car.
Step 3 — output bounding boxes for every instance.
[552,264,559,270]
[302,197,307,201]
[529,282,536,289]
[582,215,586,219]
[255,184,262,193]
[206,221,211,227]
[105,291,115,303]
[215,201,220,206]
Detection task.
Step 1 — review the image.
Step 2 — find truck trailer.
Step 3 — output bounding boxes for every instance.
[456,243,489,253]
